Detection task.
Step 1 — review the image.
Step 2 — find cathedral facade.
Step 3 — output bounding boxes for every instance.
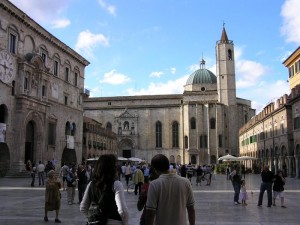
[84,28,255,165]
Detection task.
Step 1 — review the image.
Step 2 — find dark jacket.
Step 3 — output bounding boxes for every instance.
[273,175,285,192]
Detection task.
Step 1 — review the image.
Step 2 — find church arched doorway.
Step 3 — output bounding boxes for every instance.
[118,138,134,158]
[61,148,77,166]
[25,121,35,164]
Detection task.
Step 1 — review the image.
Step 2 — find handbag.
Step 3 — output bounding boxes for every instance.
[87,182,108,225]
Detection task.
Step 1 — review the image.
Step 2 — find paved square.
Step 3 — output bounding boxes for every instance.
[0,174,299,225]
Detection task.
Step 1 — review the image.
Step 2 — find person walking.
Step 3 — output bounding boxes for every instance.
[186,163,194,184]
[133,165,144,195]
[124,162,132,186]
[195,165,203,186]
[60,162,69,190]
[240,180,248,206]
[272,170,286,208]
[37,161,45,186]
[30,163,37,187]
[77,164,89,204]
[66,165,77,205]
[44,170,62,223]
[146,154,195,225]
[258,165,274,207]
[230,164,242,205]
[137,169,159,225]
[80,154,129,225]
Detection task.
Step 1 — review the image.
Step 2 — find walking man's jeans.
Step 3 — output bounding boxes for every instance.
[258,182,272,206]
[233,182,241,203]
[38,172,44,186]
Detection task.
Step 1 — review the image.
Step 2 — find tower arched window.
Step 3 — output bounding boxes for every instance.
[172,121,179,148]
[227,49,232,60]
[210,118,216,129]
[156,121,162,148]
[190,117,196,130]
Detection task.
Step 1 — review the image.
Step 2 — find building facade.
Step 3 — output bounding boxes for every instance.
[84,28,255,165]
[239,46,300,178]
[0,0,89,176]
[82,116,118,160]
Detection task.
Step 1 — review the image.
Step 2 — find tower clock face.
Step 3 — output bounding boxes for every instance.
[0,51,15,84]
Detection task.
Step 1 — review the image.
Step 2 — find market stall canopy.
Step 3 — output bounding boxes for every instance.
[128,157,144,162]
[117,157,128,161]
[237,156,257,161]
[218,154,238,161]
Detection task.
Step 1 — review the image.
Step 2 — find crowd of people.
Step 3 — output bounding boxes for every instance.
[26,156,288,224]
[229,164,287,208]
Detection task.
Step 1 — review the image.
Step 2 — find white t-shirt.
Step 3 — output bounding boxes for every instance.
[146,173,195,225]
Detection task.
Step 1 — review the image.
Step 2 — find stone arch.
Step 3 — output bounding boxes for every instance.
[61,148,77,166]
[0,104,9,124]
[169,155,175,164]
[24,35,35,54]
[176,155,181,164]
[118,138,135,158]
[23,111,44,164]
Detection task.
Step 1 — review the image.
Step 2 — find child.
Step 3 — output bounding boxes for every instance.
[273,170,286,208]
[240,179,248,205]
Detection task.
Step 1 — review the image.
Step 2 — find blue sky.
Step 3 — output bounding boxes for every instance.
[9,0,300,112]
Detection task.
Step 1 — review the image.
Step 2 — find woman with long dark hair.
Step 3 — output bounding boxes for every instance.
[80,154,129,225]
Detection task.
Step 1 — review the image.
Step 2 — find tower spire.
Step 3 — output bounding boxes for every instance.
[220,23,229,43]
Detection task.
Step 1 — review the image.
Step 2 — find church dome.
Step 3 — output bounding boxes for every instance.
[186,68,217,85]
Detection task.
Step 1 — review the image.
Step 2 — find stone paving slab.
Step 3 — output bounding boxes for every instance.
[0,174,299,225]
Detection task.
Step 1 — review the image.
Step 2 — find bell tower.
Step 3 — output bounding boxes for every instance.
[216,26,236,106]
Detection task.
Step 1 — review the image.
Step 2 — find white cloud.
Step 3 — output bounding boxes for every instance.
[100,69,130,85]
[236,60,269,88]
[149,71,164,78]
[75,30,109,59]
[126,76,188,96]
[9,0,70,27]
[50,18,71,29]
[239,80,289,112]
[281,0,300,44]
[98,0,116,16]
[170,67,176,74]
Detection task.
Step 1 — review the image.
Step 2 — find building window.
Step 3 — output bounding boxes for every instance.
[106,122,112,131]
[295,60,300,74]
[156,121,162,148]
[191,117,196,130]
[65,67,69,82]
[227,49,232,60]
[294,116,300,130]
[64,96,68,105]
[41,52,47,63]
[54,60,59,76]
[218,135,222,147]
[184,136,188,149]
[289,65,294,78]
[74,72,78,86]
[172,121,179,148]
[210,118,216,129]
[48,122,56,145]
[9,33,16,54]
[42,85,46,97]
[24,77,28,90]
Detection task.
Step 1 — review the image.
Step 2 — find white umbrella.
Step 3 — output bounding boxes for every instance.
[237,156,257,161]
[117,157,128,161]
[87,157,99,161]
[128,157,144,162]
[218,154,238,161]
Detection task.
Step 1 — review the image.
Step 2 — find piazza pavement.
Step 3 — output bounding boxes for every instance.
[0,173,300,225]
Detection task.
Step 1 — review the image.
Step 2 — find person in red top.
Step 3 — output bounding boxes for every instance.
[137,168,158,225]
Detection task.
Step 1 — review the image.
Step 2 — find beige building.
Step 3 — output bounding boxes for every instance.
[84,27,255,165]
[82,116,118,160]
[0,0,89,176]
[239,46,300,178]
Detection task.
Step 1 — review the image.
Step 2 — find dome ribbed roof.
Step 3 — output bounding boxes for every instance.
[186,68,217,85]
